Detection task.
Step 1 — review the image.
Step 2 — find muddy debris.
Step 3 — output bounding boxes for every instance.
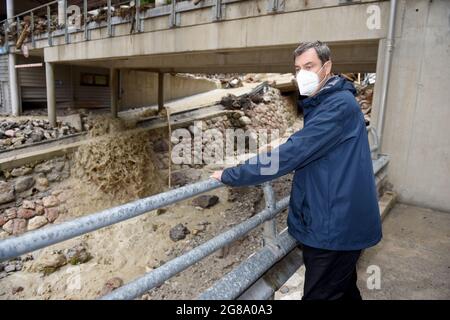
[72,117,163,203]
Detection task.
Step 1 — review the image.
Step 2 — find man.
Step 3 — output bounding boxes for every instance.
[211,41,382,300]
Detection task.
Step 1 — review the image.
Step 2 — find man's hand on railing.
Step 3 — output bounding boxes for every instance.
[211,170,223,182]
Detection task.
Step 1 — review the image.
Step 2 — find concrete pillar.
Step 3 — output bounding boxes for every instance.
[7,0,20,116]
[158,72,164,112]
[45,62,57,127]
[110,68,119,118]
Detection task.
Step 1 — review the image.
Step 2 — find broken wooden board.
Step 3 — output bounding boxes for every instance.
[0,106,230,171]
[120,82,263,120]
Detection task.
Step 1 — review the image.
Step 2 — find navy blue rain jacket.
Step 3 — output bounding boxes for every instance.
[221,75,382,251]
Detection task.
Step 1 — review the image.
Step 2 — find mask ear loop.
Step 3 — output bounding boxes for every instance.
[316,61,331,87]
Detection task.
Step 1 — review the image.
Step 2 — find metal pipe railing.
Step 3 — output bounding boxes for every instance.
[0,154,389,300]
[0,0,262,49]
[198,228,297,300]
[101,196,290,300]
[101,155,389,300]
[0,179,222,262]
[237,247,304,300]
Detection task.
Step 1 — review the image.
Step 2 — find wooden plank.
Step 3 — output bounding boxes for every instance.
[15,63,43,69]
[0,107,230,170]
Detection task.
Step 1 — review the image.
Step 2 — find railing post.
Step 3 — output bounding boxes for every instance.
[47,5,53,46]
[135,0,142,32]
[4,19,9,52]
[83,0,88,40]
[267,0,284,13]
[170,0,178,28]
[63,0,69,44]
[46,62,57,127]
[262,182,277,245]
[213,0,222,21]
[158,72,165,113]
[107,0,113,37]
[30,11,35,48]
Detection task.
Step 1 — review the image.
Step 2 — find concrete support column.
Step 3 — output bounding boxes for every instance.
[110,68,119,118]
[7,0,20,116]
[45,62,57,127]
[158,72,164,112]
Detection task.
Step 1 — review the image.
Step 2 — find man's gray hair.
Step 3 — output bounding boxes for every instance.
[293,41,331,65]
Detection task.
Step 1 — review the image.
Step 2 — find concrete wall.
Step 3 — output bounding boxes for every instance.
[120,71,220,109]
[372,0,450,212]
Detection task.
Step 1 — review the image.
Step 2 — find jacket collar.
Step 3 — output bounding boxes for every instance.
[303,75,341,107]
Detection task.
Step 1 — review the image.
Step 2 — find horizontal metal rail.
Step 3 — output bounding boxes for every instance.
[0,0,281,50]
[237,247,304,300]
[101,155,389,300]
[0,179,222,262]
[101,196,290,300]
[198,228,297,300]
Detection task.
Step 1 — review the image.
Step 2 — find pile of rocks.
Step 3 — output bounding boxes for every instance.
[30,243,91,276]
[0,157,71,238]
[0,242,92,281]
[221,87,296,133]
[0,119,80,151]
[0,255,33,280]
[156,87,296,173]
[355,83,374,124]
[0,193,66,237]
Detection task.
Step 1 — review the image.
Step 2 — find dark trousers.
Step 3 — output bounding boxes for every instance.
[300,244,363,300]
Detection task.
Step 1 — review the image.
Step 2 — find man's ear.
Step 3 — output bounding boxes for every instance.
[325,60,333,76]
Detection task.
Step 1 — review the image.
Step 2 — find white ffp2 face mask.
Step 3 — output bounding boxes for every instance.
[296,62,329,97]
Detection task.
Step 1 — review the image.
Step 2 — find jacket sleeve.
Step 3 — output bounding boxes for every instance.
[221,97,348,187]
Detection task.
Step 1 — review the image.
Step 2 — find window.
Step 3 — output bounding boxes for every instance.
[80,73,109,87]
